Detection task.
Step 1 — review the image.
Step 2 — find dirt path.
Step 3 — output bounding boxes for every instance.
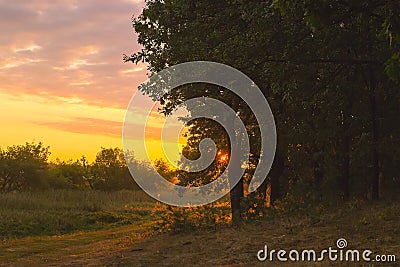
[0,223,153,266]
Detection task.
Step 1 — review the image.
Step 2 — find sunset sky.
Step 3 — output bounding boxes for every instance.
[0,0,185,163]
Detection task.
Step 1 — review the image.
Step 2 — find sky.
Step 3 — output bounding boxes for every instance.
[0,0,185,163]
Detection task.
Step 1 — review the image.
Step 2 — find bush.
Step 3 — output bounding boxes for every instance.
[151,202,231,233]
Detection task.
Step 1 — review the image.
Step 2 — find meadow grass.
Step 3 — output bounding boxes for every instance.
[0,190,155,239]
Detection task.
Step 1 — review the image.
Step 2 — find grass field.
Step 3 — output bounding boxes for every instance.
[0,190,154,239]
[0,191,398,266]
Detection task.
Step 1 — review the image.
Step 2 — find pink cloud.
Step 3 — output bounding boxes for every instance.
[0,0,148,108]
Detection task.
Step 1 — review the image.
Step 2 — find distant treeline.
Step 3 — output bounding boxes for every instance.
[0,142,151,192]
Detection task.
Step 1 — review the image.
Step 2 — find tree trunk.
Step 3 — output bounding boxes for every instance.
[270,152,285,206]
[256,176,269,203]
[369,69,380,200]
[341,134,350,200]
[230,177,243,226]
[313,162,324,190]
[228,116,244,226]
[339,78,354,200]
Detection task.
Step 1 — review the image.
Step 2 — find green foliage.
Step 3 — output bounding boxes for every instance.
[91,147,132,190]
[48,157,90,189]
[385,52,400,83]
[0,142,51,191]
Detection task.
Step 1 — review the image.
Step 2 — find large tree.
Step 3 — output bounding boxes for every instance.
[125,0,400,223]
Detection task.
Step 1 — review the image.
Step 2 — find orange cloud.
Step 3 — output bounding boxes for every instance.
[37,117,123,138]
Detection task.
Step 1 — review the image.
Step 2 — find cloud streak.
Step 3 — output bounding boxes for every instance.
[38,117,123,138]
